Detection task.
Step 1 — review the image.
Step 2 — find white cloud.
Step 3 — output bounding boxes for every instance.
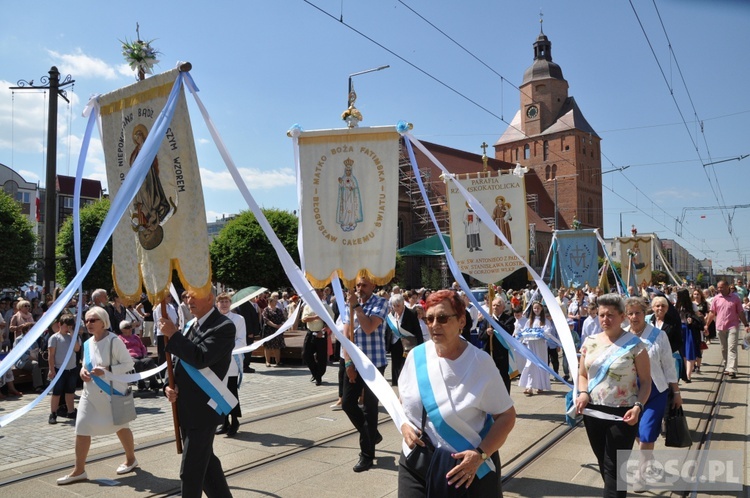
[48,49,120,80]
[200,167,296,190]
[197,138,210,145]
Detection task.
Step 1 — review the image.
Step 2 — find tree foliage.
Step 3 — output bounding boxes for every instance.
[56,198,113,291]
[0,191,36,288]
[210,209,299,290]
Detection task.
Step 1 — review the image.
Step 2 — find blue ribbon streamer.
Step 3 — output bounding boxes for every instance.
[401,137,569,386]
[0,73,184,426]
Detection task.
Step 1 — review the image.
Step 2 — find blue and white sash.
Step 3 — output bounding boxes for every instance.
[385,314,416,339]
[180,318,238,416]
[518,326,546,342]
[587,333,642,393]
[83,338,124,396]
[636,324,662,350]
[413,342,496,478]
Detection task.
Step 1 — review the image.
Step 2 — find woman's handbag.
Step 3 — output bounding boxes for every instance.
[404,407,435,480]
[109,337,137,426]
[665,406,692,448]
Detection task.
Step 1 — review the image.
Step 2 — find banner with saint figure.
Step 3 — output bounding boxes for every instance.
[618,236,653,288]
[446,171,528,284]
[296,126,400,288]
[556,229,598,289]
[99,68,211,304]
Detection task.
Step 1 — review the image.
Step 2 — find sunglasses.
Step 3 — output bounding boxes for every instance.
[424,313,456,325]
[84,318,100,324]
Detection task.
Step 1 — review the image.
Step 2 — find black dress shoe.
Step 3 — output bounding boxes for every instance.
[353,456,373,472]
[216,421,229,435]
[243,367,255,373]
[227,417,240,437]
[315,378,323,386]
[373,433,383,446]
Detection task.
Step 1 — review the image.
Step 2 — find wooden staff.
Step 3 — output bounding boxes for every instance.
[488,284,495,356]
[160,299,183,454]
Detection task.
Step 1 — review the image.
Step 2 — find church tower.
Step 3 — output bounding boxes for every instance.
[494,26,603,231]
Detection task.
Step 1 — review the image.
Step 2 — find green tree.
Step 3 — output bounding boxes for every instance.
[0,191,36,288]
[56,198,113,291]
[210,209,299,290]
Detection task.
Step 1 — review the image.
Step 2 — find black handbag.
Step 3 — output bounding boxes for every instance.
[665,406,691,447]
[404,408,435,480]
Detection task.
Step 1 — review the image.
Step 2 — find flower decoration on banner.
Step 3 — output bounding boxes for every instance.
[120,38,160,77]
[571,217,582,230]
[341,105,363,128]
[570,280,582,290]
[626,248,637,259]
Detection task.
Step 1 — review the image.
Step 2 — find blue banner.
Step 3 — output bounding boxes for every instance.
[556,229,598,289]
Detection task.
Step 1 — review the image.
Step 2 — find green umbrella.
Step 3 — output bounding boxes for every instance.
[230,286,268,309]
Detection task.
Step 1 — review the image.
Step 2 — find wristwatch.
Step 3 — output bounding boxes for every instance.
[474,447,488,461]
[352,303,362,309]
[634,402,644,411]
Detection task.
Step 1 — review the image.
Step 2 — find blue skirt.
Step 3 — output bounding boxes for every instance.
[681,323,696,361]
[638,381,669,443]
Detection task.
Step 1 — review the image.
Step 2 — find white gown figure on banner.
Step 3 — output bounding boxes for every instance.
[336,157,363,232]
[463,204,482,252]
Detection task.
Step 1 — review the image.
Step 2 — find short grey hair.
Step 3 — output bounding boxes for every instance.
[597,293,625,313]
[92,288,107,302]
[624,296,647,313]
[389,294,405,307]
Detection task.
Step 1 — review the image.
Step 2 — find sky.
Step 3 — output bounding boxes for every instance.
[1,0,748,271]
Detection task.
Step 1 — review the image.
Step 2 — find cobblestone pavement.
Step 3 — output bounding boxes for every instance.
[0,359,358,472]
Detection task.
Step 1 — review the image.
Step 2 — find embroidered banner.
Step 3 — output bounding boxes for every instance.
[99,69,211,304]
[296,126,400,288]
[556,229,598,288]
[446,171,528,284]
[618,236,653,287]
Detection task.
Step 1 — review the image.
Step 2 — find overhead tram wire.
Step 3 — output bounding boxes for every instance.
[629,0,738,253]
[306,1,723,259]
[303,0,578,173]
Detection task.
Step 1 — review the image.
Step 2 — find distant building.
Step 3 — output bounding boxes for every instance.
[494,28,603,232]
[207,214,238,243]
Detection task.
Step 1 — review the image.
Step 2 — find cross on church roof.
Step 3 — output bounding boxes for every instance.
[539,9,544,34]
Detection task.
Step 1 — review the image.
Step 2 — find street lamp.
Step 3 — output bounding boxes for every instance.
[547,174,577,230]
[347,65,390,107]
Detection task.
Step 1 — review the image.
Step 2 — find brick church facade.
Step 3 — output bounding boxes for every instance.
[494,29,603,231]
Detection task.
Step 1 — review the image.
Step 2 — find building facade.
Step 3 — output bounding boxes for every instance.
[494,29,603,232]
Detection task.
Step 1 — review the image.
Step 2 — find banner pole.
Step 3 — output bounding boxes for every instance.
[161,300,183,454]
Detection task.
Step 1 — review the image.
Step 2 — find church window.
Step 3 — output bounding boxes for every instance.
[524,144,530,160]
[565,145,570,151]
[551,164,557,179]
[515,148,519,161]
[545,165,551,180]
[543,140,549,161]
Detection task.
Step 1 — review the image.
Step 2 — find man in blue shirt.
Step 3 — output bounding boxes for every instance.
[342,275,388,472]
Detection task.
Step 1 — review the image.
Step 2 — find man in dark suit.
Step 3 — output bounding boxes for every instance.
[235,297,260,373]
[387,294,423,386]
[161,290,236,498]
[478,296,514,395]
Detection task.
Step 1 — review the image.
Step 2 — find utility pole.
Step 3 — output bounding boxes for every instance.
[11,67,75,293]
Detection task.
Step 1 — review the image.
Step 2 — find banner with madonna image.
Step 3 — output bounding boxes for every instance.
[99,68,212,304]
[295,126,400,288]
[446,171,528,284]
[556,229,598,289]
[618,236,653,287]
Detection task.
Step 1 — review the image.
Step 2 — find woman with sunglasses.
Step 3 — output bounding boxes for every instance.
[9,299,35,341]
[398,289,516,496]
[57,307,138,485]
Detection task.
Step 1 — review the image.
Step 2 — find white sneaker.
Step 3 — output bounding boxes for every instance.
[330,403,343,411]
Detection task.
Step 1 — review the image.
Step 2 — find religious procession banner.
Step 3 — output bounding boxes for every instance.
[556,229,598,289]
[296,126,400,288]
[446,171,528,284]
[618,235,653,288]
[99,68,211,304]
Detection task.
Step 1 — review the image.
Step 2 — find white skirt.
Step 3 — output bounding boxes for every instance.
[518,338,551,391]
[75,382,130,436]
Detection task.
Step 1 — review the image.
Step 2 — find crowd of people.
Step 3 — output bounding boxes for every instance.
[0,275,748,496]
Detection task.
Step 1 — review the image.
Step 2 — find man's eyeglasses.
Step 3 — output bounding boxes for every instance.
[424,313,456,325]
